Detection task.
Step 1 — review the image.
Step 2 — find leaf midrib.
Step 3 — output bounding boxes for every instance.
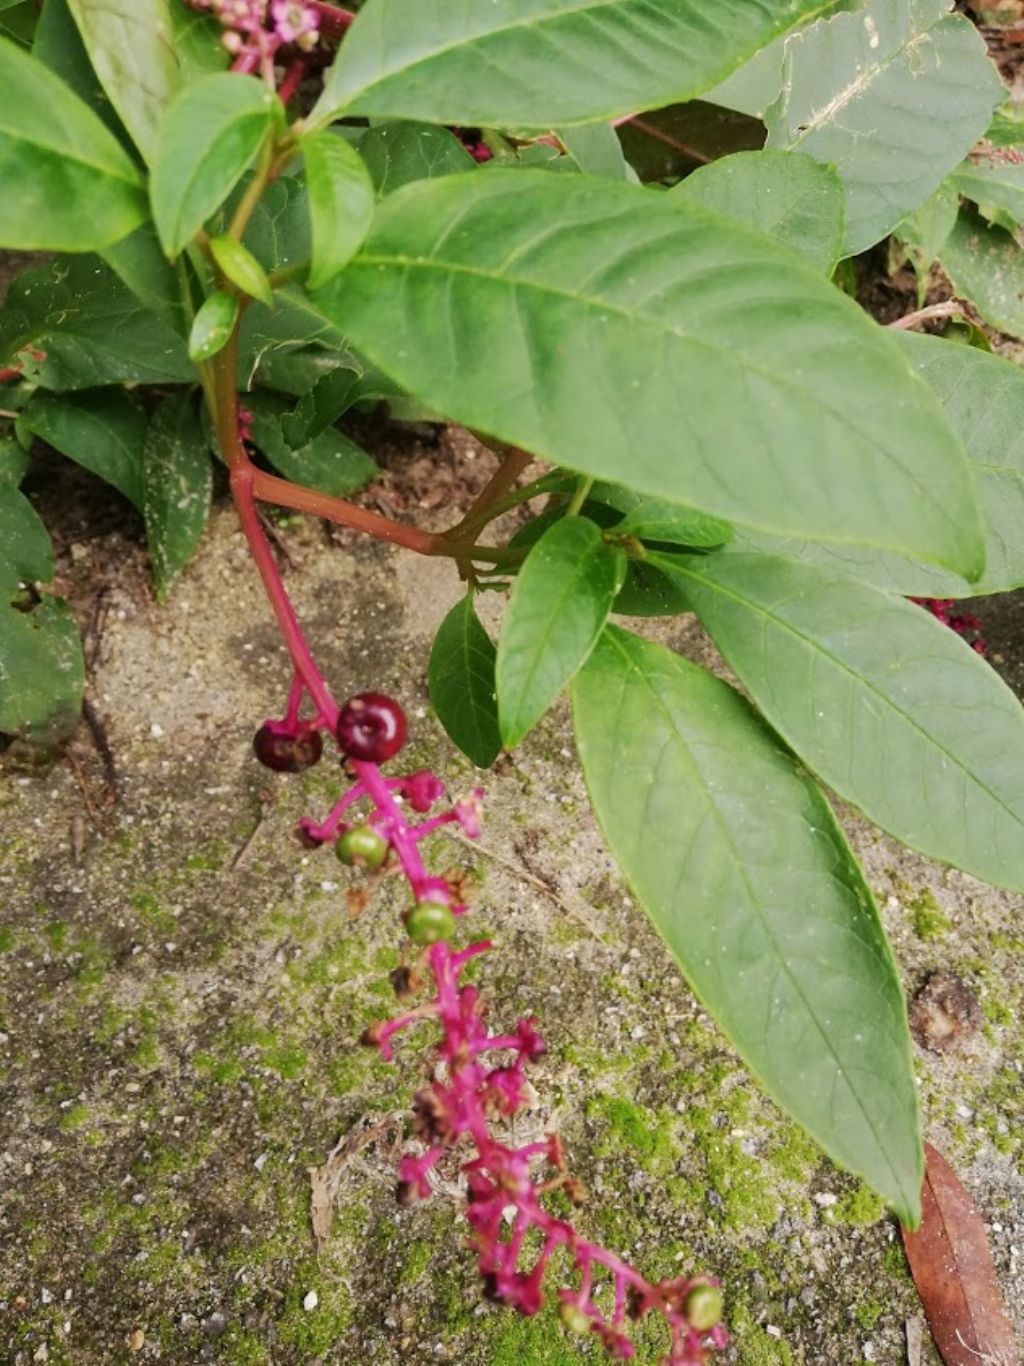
[670,557,1024,830]
[351,250,966,559]
[596,627,910,1203]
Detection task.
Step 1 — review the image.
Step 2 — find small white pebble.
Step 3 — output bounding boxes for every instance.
[815,1192,838,1207]
[254,1153,269,1173]
[302,1291,318,1312]
[150,723,164,738]
[765,1325,782,1339]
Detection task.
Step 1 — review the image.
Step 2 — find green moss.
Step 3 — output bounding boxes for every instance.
[219,1325,270,1365]
[274,1257,352,1354]
[853,1296,884,1331]
[983,996,1013,1027]
[729,1306,794,1364]
[828,1182,886,1228]
[483,1306,593,1366]
[193,1050,245,1085]
[0,924,16,952]
[908,888,950,942]
[130,891,177,937]
[59,1103,91,1131]
[262,1042,307,1079]
[397,1239,432,1286]
[44,919,69,951]
[587,1095,679,1173]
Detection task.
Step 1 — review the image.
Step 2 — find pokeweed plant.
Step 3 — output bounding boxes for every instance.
[1,0,1024,1355]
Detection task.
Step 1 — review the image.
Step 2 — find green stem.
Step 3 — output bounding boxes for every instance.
[566,476,594,518]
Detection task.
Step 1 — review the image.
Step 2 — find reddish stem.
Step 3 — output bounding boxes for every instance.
[277,58,307,106]
[309,1,356,36]
[252,467,443,556]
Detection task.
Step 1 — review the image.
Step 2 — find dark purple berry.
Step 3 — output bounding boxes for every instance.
[336,692,406,763]
[335,824,389,870]
[405,900,455,945]
[253,721,323,773]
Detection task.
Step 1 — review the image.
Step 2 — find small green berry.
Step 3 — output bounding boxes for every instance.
[335,824,389,869]
[558,1302,592,1335]
[405,900,455,945]
[683,1282,723,1332]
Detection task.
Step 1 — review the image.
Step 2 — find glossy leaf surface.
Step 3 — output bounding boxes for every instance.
[674,150,843,273]
[142,393,212,598]
[358,120,475,196]
[734,331,1024,597]
[317,170,982,575]
[0,596,85,743]
[150,73,276,257]
[765,0,1002,255]
[573,626,922,1222]
[666,552,1024,892]
[248,394,375,498]
[428,594,501,768]
[304,131,376,288]
[66,0,179,160]
[941,208,1024,340]
[0,35,146,250]
[317,0,833,128]
[497,517,623,748]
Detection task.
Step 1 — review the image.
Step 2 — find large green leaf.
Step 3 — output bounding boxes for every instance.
[0,595,85,743]
[100,222,187,334]
[150,72,276,257]
[765,0,1002,255]
[0,255,193,389]
[358,120,476,195]
[315,0,834,128]
[142,393,212,598]
[0,34,146,250]
[33,0,123,140]
[19,388,147,508]
[66,0,179,161]
[572,626,922,1222]
[428,594,501,767]
[497,516,624,748]
[733,331,1024,598]
[674,150,844,273]
[941,207,1024,340]
[555,123,632,181]
[315,170,982,575]
[665,552,1024,892]
[304,131,376,289]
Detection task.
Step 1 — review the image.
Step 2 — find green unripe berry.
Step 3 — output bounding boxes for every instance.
[558,1302,591,1335]
[335,824,388,870]
[683,1282,723,1332]
[405,900,455,945]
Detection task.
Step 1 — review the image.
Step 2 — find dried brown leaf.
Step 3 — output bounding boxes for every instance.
[902,1143,1021,1366]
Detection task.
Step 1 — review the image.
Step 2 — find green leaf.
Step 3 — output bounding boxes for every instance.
[66,0,180,161]
[428,594,501,767]
[316,0,831,129]
[613,500,733,548]
[150,72,276,257]
[0,487,53,587]
[315,169,982,576]
[951,154,1024,225]
[142,393,212,598]
[674,150,844,273]
[0,436,29,488]
[894,180,959,270]
[247,393,376,498]
[941,207,1024,340]
[33,0,125,142]
[0,34,146,250]
[613,558,693,617]
[497,517,624,748]
[764,0,1002,256]
[1,255,193,389]
[304,131,376,289]
[0,595,85,743]
[733,330,1024,598]
[100,222,188,334]
[188,289,239,362]
[210,235,273,305]
[19,388,147,508]
[358,120,475,195]
[572,626,922,1222]
[239,175,312,270]
[169,1,228,78]
[0,1,37,46]
[554,123,631,180]
[280,366,360,446]
[666,551,1024,893]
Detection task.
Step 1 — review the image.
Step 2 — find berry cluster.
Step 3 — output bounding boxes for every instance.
[254,685,726,1364]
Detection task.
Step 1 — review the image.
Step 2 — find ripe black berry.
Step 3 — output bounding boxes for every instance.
[253,722,323,772]
[336,692,406,763]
